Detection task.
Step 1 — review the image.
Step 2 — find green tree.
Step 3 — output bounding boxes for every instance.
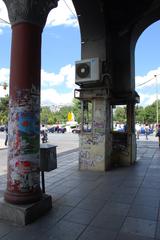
[135,105,145,123]
[0,95,9,124]
[1,95,159,127]
[57,106,72,123]
[72,98,81,123]
[40,106,55,125]
[113,106,126,123]
[144,100,160,124]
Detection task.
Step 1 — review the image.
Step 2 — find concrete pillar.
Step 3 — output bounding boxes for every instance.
[127,103,135,134]
[79,98,107,171]
[3,0,58,204]
[111,32,135,93]
[78,89,109,171]
[127,103,137,165]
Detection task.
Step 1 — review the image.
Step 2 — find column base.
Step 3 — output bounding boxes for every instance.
[4,188,42,205]
[0,194,52,225]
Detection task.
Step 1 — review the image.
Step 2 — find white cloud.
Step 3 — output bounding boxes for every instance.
[0,68,9,96]
[1,64,160,107]
[0,0,78,28]
[41,64,76,89]
[0,86,8,97]
[137,93,156,107]
[0,65,77,106]
[46,0,79,28]
[136,67,160,106]
[41,64,77,106]
[41,88,74,106]
[0,1,10,27]
[41,69,64,87]
[0,68,9,83]
[135,67,160,89]
[59,64,76,88]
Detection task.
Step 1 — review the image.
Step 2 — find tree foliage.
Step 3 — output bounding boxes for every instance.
[0,97,81,126]
[1,95,159,126]
[0,95,9,124]
[72,98,81,123]
[135,105,145,123]
[40,106,54,125]
[113,106,126,123]
[113,100,160,124]
[40,98,81,125]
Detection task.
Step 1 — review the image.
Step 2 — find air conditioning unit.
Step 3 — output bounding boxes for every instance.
[75,58,100,85]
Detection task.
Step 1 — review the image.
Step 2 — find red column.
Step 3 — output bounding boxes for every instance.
[4,23,42,204]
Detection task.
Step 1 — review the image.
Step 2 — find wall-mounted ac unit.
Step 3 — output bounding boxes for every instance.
[75,58,100,85]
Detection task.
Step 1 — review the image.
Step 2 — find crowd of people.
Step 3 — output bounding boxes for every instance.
[114,122,160,142]
[3,122,160,147]
[135,123,158,140]
[135,123,151,140]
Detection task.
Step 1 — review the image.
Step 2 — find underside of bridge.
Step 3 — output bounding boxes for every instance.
[73,0,160,92]
[0,0,160,225]
[72,0,160,171]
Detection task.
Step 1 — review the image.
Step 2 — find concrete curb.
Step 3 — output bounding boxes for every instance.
[0,145,7,150]
[0,148,7,150]
[57,148,79,157]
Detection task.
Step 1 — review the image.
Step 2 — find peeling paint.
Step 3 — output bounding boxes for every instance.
[7,88,40,192]
[79,99,106,171]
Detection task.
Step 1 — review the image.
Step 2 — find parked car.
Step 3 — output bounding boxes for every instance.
[48,127,56,133]
[72,127,81,134]
[57,127,66,133]
[0,125,5,132]
[48,126,66,133]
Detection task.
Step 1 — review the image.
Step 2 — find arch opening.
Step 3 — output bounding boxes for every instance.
[135,20,160,127]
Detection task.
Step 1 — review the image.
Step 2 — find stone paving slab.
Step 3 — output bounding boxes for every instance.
[0,141,159,239]
[0,139,7,150]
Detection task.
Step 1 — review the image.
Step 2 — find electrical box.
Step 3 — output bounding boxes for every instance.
[75,58,100,85]
[40,144,57,172]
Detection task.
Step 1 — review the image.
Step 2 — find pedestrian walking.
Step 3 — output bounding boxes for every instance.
[40,124,48,143]
[135,123,141,139]
[145,123,149,140]
[4,124,8,146]
[156,124,160,147]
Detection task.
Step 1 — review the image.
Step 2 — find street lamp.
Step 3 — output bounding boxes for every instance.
[154,74,158,125]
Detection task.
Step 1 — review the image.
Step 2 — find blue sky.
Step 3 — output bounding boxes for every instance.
[0,0,160,107]
[135,20,160,107]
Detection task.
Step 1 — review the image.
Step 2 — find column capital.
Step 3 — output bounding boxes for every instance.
[3,0,59,27]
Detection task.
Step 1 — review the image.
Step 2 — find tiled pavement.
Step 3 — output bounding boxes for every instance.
[0,140,160,239]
